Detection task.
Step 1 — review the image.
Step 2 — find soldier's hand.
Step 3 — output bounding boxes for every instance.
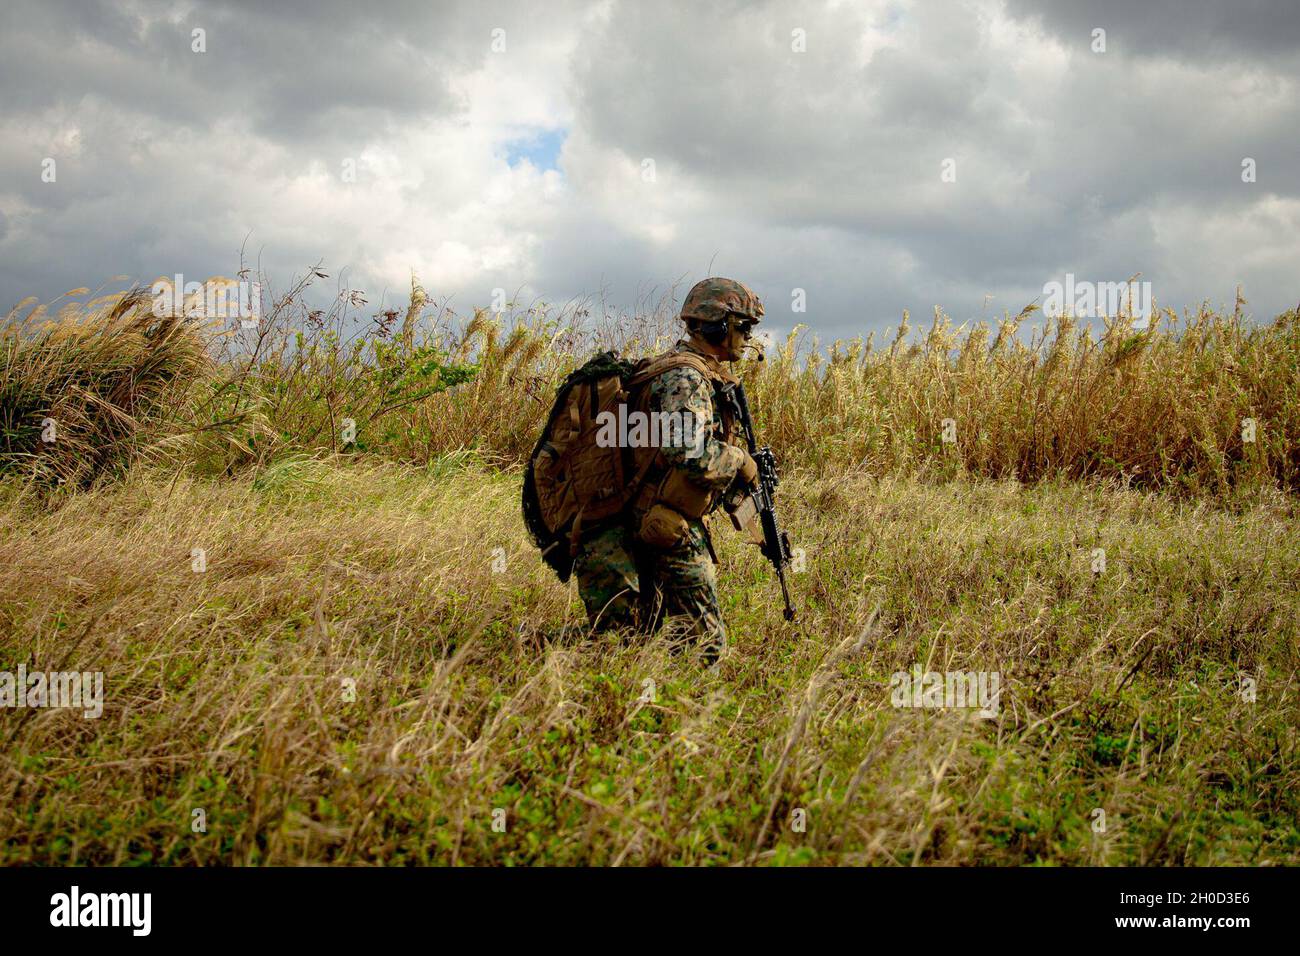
[737,450,759,488]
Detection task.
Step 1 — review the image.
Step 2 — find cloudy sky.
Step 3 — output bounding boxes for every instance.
[2,0,1297,340]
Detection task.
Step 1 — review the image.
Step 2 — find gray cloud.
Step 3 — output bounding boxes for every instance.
[563,0,1299,325]
[1005,0,1300,60]
[1,0,1297,335]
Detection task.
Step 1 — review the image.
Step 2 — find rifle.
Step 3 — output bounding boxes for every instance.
[722,381,797,621]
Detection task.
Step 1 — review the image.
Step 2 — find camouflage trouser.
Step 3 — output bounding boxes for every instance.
[573,518,725,663]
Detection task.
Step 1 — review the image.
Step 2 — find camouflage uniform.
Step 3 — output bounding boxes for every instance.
[573,517,723,656]
[574,278,764,665]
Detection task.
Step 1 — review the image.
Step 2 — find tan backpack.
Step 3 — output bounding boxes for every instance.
[522,349,720,581]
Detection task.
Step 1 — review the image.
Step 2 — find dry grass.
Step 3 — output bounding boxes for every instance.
[751,298,1300,493]
[1,288,210,489]
[224,288,1300,495]
[4,276,1297,494]
[1,461,1296,865]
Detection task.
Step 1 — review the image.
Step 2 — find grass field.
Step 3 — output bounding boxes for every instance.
[1,281,1298,865]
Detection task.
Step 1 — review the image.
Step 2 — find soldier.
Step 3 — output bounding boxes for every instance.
[572,277,764,666]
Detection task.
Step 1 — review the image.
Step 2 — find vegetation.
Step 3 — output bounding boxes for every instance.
[1,273,1296,864]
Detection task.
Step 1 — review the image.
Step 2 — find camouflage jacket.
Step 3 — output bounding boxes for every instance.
[647,339,746,494]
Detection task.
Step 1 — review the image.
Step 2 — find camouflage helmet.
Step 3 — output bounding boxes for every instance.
[680,277,764,326]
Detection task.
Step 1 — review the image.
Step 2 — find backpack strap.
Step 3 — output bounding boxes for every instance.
[626,350,737,390]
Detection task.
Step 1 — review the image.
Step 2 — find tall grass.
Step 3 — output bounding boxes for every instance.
[4,272,1297,495]
[754,297,1300,494]
[206,276,1298,496]
[1,288,209,489]
[198,271,686,472]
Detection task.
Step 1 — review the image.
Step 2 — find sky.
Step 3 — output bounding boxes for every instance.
[2,0,1297,343]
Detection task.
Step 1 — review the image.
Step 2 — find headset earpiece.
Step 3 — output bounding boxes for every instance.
[698,317,729,345]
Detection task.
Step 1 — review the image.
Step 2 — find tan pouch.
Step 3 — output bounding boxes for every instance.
[655,467,714,520]
[638,503,690,549]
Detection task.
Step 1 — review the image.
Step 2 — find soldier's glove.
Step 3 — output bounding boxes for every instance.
[736,450,759,489]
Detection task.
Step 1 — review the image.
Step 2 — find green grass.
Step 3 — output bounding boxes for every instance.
[1,461,1295,865]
